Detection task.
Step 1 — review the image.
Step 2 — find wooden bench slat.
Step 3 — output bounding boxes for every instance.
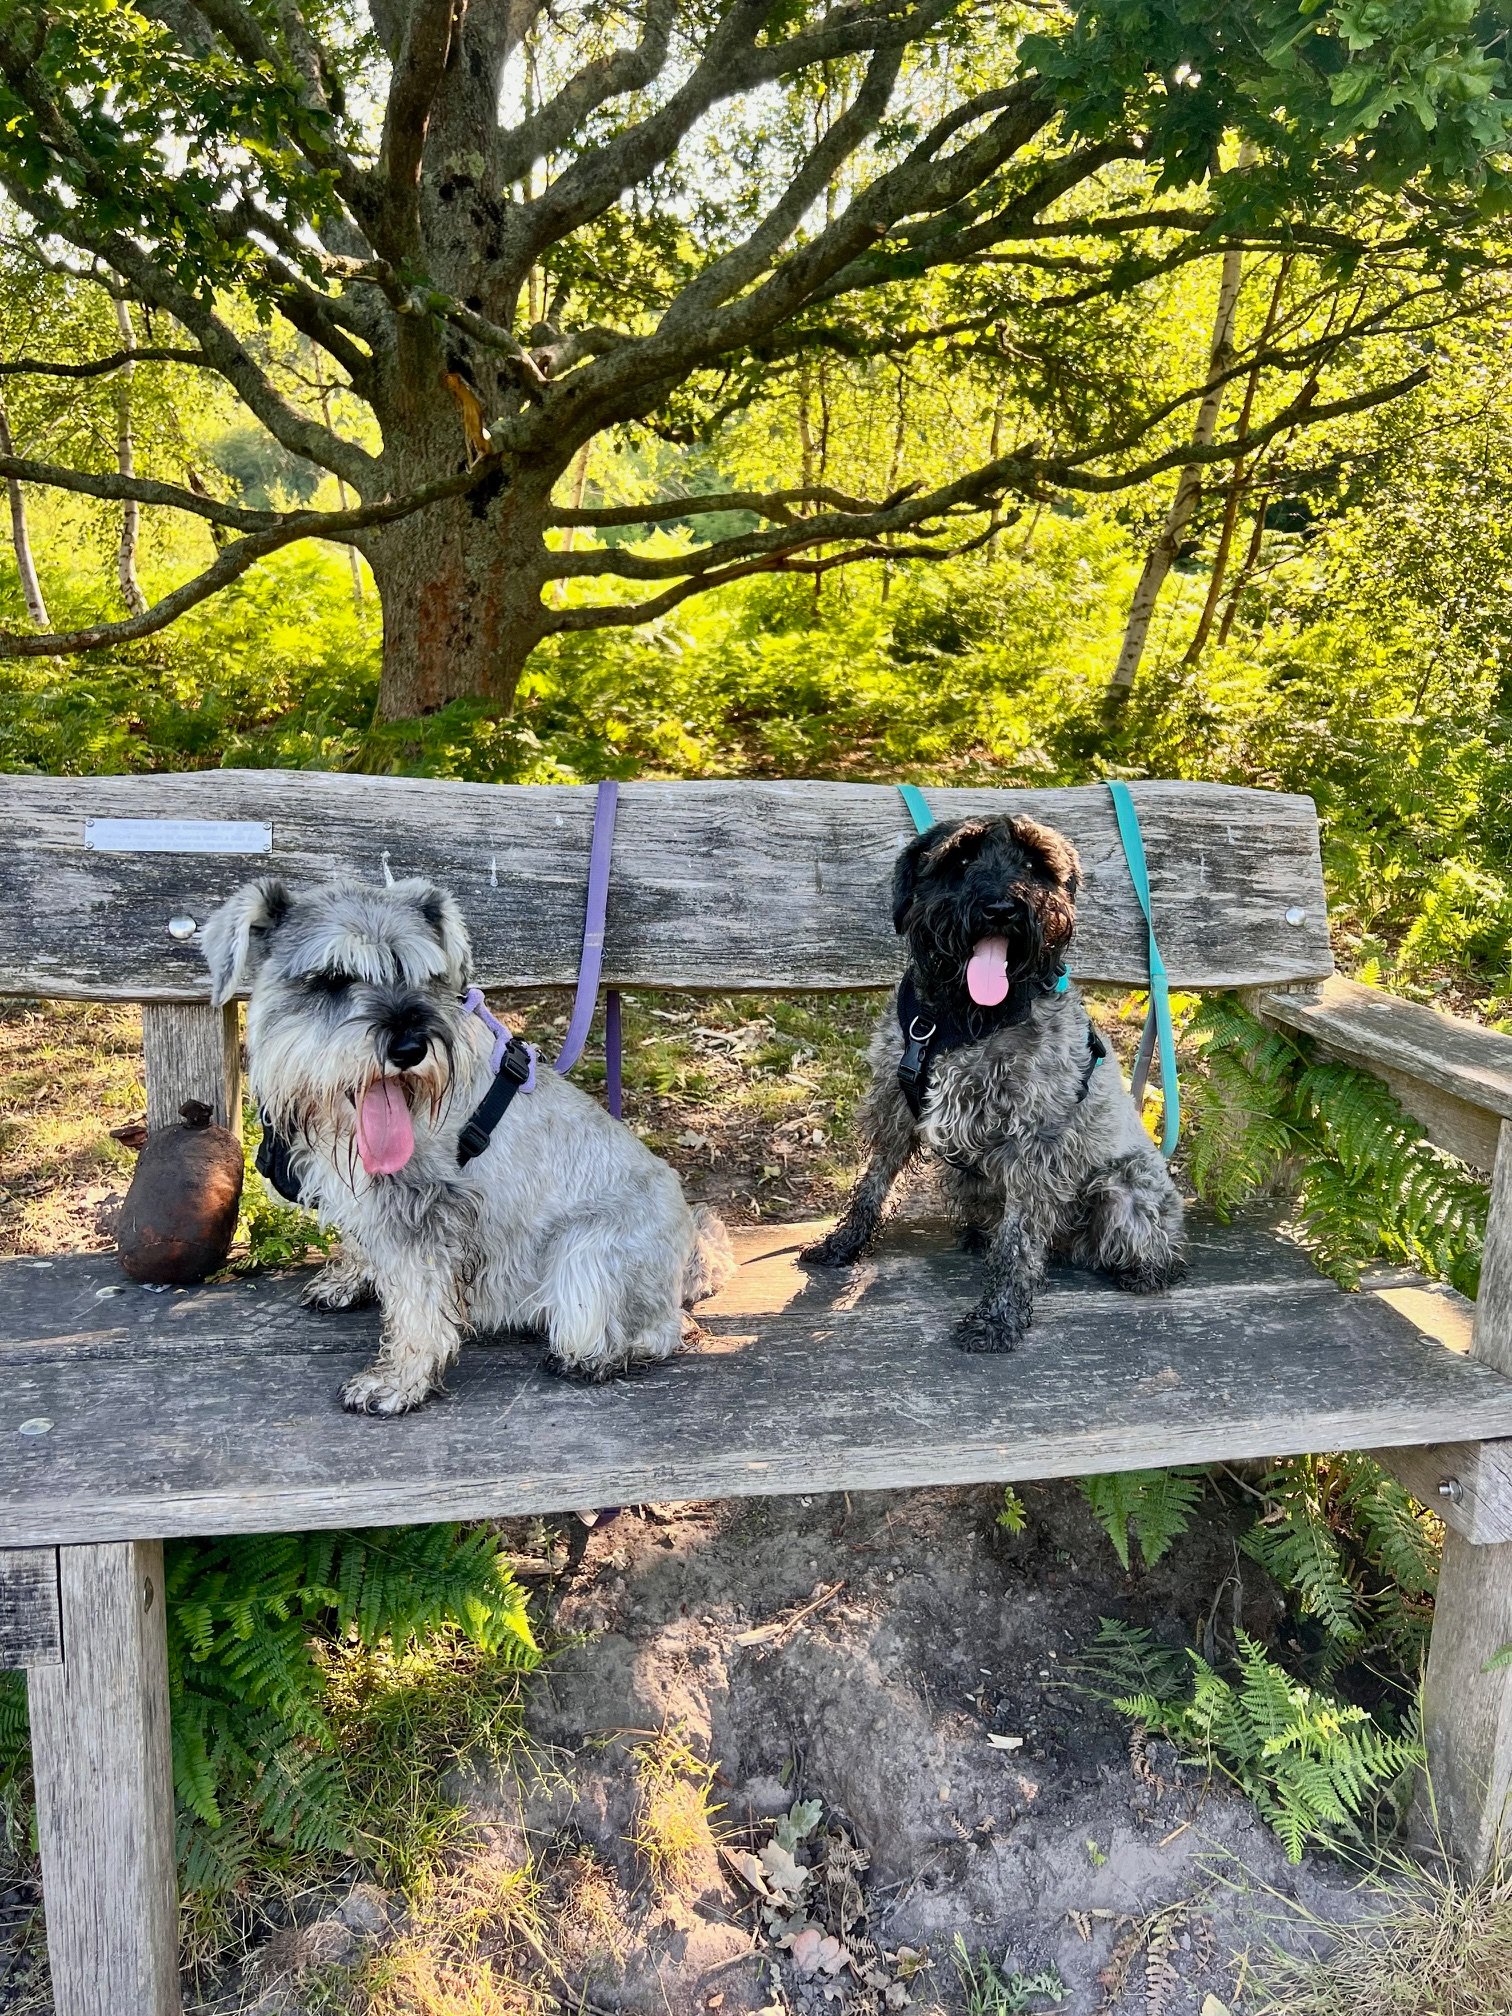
[1258,977,1512,1132]
[1,776,1332,1000]
[0,1215,1506,1547]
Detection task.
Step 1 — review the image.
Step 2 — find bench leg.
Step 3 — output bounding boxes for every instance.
[1423,1528,1512,1874]
[27,1541,182,2016]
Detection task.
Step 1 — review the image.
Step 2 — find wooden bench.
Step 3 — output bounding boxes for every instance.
[6,772,1512,2014]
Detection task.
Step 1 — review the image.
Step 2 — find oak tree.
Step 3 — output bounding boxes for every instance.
[0,0,1507,717]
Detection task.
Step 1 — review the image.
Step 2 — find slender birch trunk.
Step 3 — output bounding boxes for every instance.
[1182,258,1292,668]
[1106,238,1247,697]
[114,296,147,616]
[0,389,49,629]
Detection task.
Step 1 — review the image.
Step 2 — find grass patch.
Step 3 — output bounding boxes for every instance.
[630,1727,723,1894]
[356,1847,548,2016]
[0,998,142,1255]
[1246,1838,1512,2014]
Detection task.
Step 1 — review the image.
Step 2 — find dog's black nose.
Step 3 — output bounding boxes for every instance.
[386,1030,429,1070]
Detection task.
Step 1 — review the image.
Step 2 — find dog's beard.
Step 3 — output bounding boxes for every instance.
[248,1006,463,1184]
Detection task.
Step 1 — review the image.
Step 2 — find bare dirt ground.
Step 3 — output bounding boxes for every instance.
[471,1486,1364,2016]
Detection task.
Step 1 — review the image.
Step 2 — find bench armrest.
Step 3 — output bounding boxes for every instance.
[1250,976,1512,1172]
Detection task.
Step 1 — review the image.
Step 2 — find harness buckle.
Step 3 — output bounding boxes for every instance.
[498,1037,533,1085]
[456,1117,490,1165]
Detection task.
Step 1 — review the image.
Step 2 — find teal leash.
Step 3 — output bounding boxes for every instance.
[898,782,935,836]
[1106,780,1179,1157]
[896,781,1178,1154]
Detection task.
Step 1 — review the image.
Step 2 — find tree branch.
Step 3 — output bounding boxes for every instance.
[1056,367,1432,494]
[0,456,283,531]
[0,349,208,379]
[547,481,902,528]
[378,0,461,256]
[664,41,905,329]
[0,57,380,490]
[502,0,963,284]
[182,0,378,239]
[496,0,677,186]
[537,76,1055,446]
[0,464,494,659]
[545,363,1432,596]
[551,525,1000,633]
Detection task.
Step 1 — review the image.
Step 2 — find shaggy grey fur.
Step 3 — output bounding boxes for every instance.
[802,814,1185,1351]
[202,876,734,1414]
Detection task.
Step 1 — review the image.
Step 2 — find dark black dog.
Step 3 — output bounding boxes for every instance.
[803,814,1186,1350]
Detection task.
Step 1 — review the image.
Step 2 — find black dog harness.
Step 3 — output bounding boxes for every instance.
[895,966,1106,1121]
[455,1030,535,1165]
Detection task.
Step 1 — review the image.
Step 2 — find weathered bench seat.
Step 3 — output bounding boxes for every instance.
[7,771,1512,2016]
[0,1214,1495,1543]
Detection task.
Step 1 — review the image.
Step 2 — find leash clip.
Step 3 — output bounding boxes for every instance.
[898,1017,937,1119]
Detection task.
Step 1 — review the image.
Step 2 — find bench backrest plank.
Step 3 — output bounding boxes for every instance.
[1,774,1332,1000]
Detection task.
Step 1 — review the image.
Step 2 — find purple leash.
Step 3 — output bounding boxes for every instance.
[462,781,623,1121]
[552,779,622,1117]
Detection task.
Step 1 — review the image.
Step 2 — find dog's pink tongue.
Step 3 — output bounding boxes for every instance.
[967,935,1011,1007]
[356,1081,415,1176]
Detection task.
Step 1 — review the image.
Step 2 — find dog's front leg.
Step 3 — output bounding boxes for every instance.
[801,1120,915,1269]
[953,1201,1050,1353]
[341,1248,462,1416]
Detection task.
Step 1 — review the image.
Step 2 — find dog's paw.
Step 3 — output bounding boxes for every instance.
[800,1228,866,1268]
[952,1305,1025,1354]
[1110,1254,1189,1294]
[340,1368,432,1415]
[303,1267,376,1313]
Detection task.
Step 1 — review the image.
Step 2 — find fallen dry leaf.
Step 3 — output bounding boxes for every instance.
[788,1926,847,1978]
[720,1846,773,1899]
[759,1839,811,1899]
[987,1733,1024,1751]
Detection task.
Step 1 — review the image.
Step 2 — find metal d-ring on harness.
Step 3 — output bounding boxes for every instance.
[894,783,1177,1155]
[456,778,625,1165]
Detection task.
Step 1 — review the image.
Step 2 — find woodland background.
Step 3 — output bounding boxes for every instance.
[4,3,1512,2007]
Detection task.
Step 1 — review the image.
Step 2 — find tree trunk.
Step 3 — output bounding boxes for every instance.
[366,470,554,718]
[0,390,49,629]
[114,297,147,617]
[1182,258,1291,669]
[1106,239,1246,697]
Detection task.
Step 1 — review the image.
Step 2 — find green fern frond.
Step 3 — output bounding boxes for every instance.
[1093,1624,1422,1862]
[1079,1468,1207,1570]
[1186,994,1488,1295]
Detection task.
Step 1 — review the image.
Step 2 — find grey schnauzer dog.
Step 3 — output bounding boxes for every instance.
[202,876,734,1414]
[802,814,1185,1350]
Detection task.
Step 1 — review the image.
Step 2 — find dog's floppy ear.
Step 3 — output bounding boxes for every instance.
[200,879,291,1006]
[410,881,473,986]
[892,825,938,934]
